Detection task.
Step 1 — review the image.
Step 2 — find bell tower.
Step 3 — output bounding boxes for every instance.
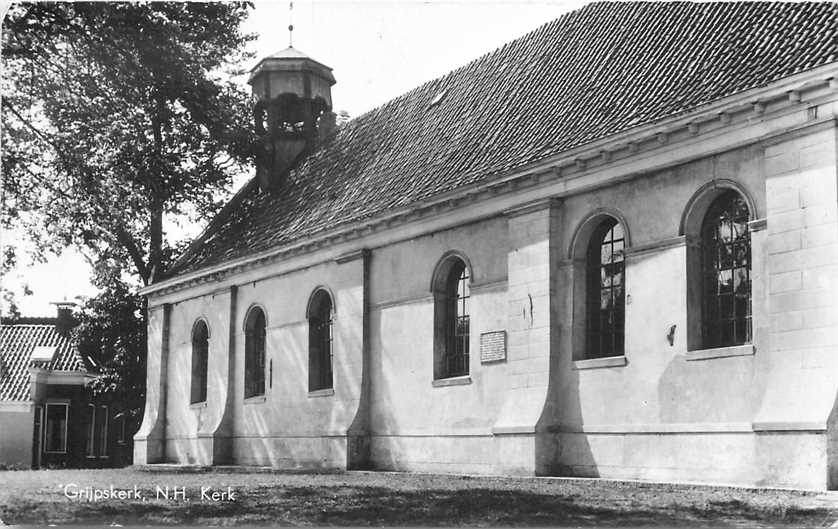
[248,46,336,191]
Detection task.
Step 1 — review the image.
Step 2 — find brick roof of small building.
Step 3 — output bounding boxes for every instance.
[170,1,838,276]
[0,321,89,402]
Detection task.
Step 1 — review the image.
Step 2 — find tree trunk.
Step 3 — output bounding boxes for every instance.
[148,203,163,285]
[147,92,166,285]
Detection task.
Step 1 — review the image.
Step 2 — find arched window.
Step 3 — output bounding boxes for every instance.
[244,307,266,398]
[586,218,625,358]
[190,320,209,404]
[700,191,751,348]
[308,290,333,392]
[433,256,470,379]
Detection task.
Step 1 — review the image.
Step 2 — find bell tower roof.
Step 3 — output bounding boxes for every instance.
[266,46,313,60]
[248,47,336,86]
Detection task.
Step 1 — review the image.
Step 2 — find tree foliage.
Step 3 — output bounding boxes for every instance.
[73,270,146,434]
[2,3,257,429]
[2,2,256,286]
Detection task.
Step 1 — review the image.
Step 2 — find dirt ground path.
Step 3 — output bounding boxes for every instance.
[1,468,836,526]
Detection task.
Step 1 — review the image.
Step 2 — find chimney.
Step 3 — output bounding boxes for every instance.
[52,301,77,335]
[248,47,336,192]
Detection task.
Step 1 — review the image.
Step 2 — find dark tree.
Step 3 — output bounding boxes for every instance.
[73,270,147,437]
[2,2,255,286]
[2,3,257,427]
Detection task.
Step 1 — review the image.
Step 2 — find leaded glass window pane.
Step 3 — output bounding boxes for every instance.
[309,291,334,391]
[586,218,625,358]
[701,191,751,348]
[245,308,266,398]
[444,261,469,377]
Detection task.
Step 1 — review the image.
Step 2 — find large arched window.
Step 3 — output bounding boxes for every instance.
[190,320,209,404]
[244,307,266,398]
[700,191,751,348]
[308,290,333,392]
[586,218,625,358]
[433,255,470,379]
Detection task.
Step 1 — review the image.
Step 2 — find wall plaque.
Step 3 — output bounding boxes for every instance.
[480,330,507,363]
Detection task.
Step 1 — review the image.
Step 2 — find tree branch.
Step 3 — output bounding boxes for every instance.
[2,99,60,152]
[113,226,150,285]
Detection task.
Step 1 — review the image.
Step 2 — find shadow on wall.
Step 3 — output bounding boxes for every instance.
[657,352,766,424]
[365,306,411,472]
[535,310,597,478]
[533,219,600,478]
[828,391,838,490]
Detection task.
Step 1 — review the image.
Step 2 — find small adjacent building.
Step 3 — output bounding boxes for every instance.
[135,3,838,489]
[0,303,128,468]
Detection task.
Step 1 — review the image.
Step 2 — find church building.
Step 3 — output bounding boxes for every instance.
[135,2,838,490]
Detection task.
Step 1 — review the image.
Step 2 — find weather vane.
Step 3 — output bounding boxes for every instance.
[288,2,294,48]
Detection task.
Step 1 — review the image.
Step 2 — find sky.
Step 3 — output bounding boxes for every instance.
[2,0,586,317]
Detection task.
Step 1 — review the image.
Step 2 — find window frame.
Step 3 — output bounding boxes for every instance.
[32,404,43,468]
[699,190,752,349]
[568,210,631,366]
[115,413,127,446]
[584,218,626,359]
[681,181,757,354]
[307,289,334,393]
[244,306,267,399]
[98,405,109,458]
[85,403,96,458]
[432,253,472,381]
[190,319,210,404]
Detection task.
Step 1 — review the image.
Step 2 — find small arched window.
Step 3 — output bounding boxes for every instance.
[701,191,751,348]
[433,256,470,379]
[308,290,333,392]
[244,307,266,398]
[190,320,209,404]
[586,218,625,358]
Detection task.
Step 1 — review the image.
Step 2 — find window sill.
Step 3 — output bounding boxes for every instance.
[308,388,335,398]
[686,344,754,361]
[432,375,472,387]
[243,395,266,405]
[190,401,208,409]
[573,356,627,370]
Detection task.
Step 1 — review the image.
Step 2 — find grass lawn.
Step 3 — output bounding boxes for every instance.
[0,468,836,526]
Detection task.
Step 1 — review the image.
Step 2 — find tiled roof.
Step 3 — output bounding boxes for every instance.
[171,1,838,276]
[0,322,88,402]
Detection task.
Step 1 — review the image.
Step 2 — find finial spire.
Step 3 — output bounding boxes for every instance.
[288,2,294,48]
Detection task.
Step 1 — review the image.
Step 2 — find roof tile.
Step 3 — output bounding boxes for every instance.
[171,1,838,276]
[0,323,88,402]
